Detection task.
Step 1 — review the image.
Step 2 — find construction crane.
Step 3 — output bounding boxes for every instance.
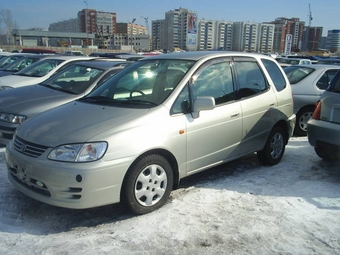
[308,3,313,27]
[141,16,149,35]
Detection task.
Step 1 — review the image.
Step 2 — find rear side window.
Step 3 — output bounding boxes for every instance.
[261,59,287,91]
[328,70,340,93]
[316,69,339,90]
[233,58,268,99]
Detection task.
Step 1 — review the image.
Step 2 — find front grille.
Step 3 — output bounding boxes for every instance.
[9,167,51,197]
[14,136,49,158]
[0,125,16,132]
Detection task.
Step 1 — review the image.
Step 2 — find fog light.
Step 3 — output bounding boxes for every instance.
[36,181,44,187]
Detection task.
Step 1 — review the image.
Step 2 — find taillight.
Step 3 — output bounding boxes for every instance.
[312,101,321,120]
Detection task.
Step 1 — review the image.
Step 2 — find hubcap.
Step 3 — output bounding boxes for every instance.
[134,164,168,206]
[270,132,284,159]
[299,112,313,132]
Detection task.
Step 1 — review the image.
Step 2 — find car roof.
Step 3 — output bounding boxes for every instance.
[139,51,273,61]
[38,55,95,61]
[296,64,340,69]
[73,60,129,70]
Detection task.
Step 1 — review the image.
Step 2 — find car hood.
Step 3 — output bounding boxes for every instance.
[0,74,44,88]
[0,85,79,116]
[0,70,14,77]
[16,101,150,147]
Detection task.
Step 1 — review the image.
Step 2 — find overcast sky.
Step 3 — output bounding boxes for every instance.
[1,0,339,36]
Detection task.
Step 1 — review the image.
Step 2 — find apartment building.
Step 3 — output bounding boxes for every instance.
[151,19,166,51]
[326,29,340,53]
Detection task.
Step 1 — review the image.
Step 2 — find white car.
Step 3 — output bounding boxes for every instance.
[0,55,96,91]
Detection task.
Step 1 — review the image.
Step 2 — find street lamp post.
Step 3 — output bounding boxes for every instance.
[130,18,136,53]
[84,0,89,47]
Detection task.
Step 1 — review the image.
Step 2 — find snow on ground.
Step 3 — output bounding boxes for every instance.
[0,136,340,255]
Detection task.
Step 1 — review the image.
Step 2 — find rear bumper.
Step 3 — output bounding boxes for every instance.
[307,119,340,148]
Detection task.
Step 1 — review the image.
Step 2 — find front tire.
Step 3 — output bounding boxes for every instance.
[121,154,173,215]
[257,126,286,165]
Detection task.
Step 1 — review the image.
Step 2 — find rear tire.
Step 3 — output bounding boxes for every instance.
[314,146,340,161]
[121,154,173,215]
[295,107,314,136]
[257,126,286,165]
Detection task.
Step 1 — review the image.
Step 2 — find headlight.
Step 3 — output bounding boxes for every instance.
[0,112,27,123]
[0,86,14,91]
[48,142,108,162]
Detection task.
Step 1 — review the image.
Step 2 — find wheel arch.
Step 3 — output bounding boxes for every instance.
[121,149,180,195]
[273,119,290,145]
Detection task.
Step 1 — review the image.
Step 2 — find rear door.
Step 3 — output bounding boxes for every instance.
[233,57,277,154]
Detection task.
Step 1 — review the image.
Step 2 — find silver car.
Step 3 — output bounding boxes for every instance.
[0,61,126,146]
[6,51,296,214]
[284,64,340,136]
[307,69,340,160]
[0,55,97,91]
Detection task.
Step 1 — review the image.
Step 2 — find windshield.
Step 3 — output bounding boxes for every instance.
[284,66,314,84]
[13,58,64,77]
[3,56,41,72]
[0,56,22,69]
[41,64,105,94]
[80,59,195,107]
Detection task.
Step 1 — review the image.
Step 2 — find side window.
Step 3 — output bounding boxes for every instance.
[234,60,268,99]
[316,70,339,90]
[191,60,234,105]
[261,58,287,91]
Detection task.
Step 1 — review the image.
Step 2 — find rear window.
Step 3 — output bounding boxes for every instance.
[261,59,287,91]
[284,66,314,84]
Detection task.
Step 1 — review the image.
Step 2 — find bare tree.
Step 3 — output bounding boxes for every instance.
[0,9,18,45]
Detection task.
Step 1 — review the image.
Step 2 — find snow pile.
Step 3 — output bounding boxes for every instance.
[0,137,340,254]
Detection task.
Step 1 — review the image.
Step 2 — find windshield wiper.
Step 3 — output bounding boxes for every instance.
[122,99,158,106]
[79,96,115,102]
[41,84,78,94]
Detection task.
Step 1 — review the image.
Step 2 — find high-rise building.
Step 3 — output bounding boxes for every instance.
[270,17,305,54]
[197,20,215,51]
[163,8,198,52]
[77,9,117,47]
[151,19,166,51]
[217,21,234,51]
[49,18,80,33]
[258,24,275,53]
[232,22,260,52]
[326,29,340,53]
[303,26,323,52]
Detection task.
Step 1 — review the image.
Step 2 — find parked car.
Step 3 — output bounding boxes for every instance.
[284,64,340,136]
[278,58,312,67]
[6,51,296,215]
[0,55,97,91]
[21,48,57,54]
[316,58,340,65]
[64,50,87,56]
[307,69,340,160]
[0,61,126,146]
[0,54,46,77]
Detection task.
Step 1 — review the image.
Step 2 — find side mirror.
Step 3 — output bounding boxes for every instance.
[192,96,215,118]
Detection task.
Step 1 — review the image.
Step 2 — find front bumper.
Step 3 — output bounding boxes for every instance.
[5,139,134,209]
